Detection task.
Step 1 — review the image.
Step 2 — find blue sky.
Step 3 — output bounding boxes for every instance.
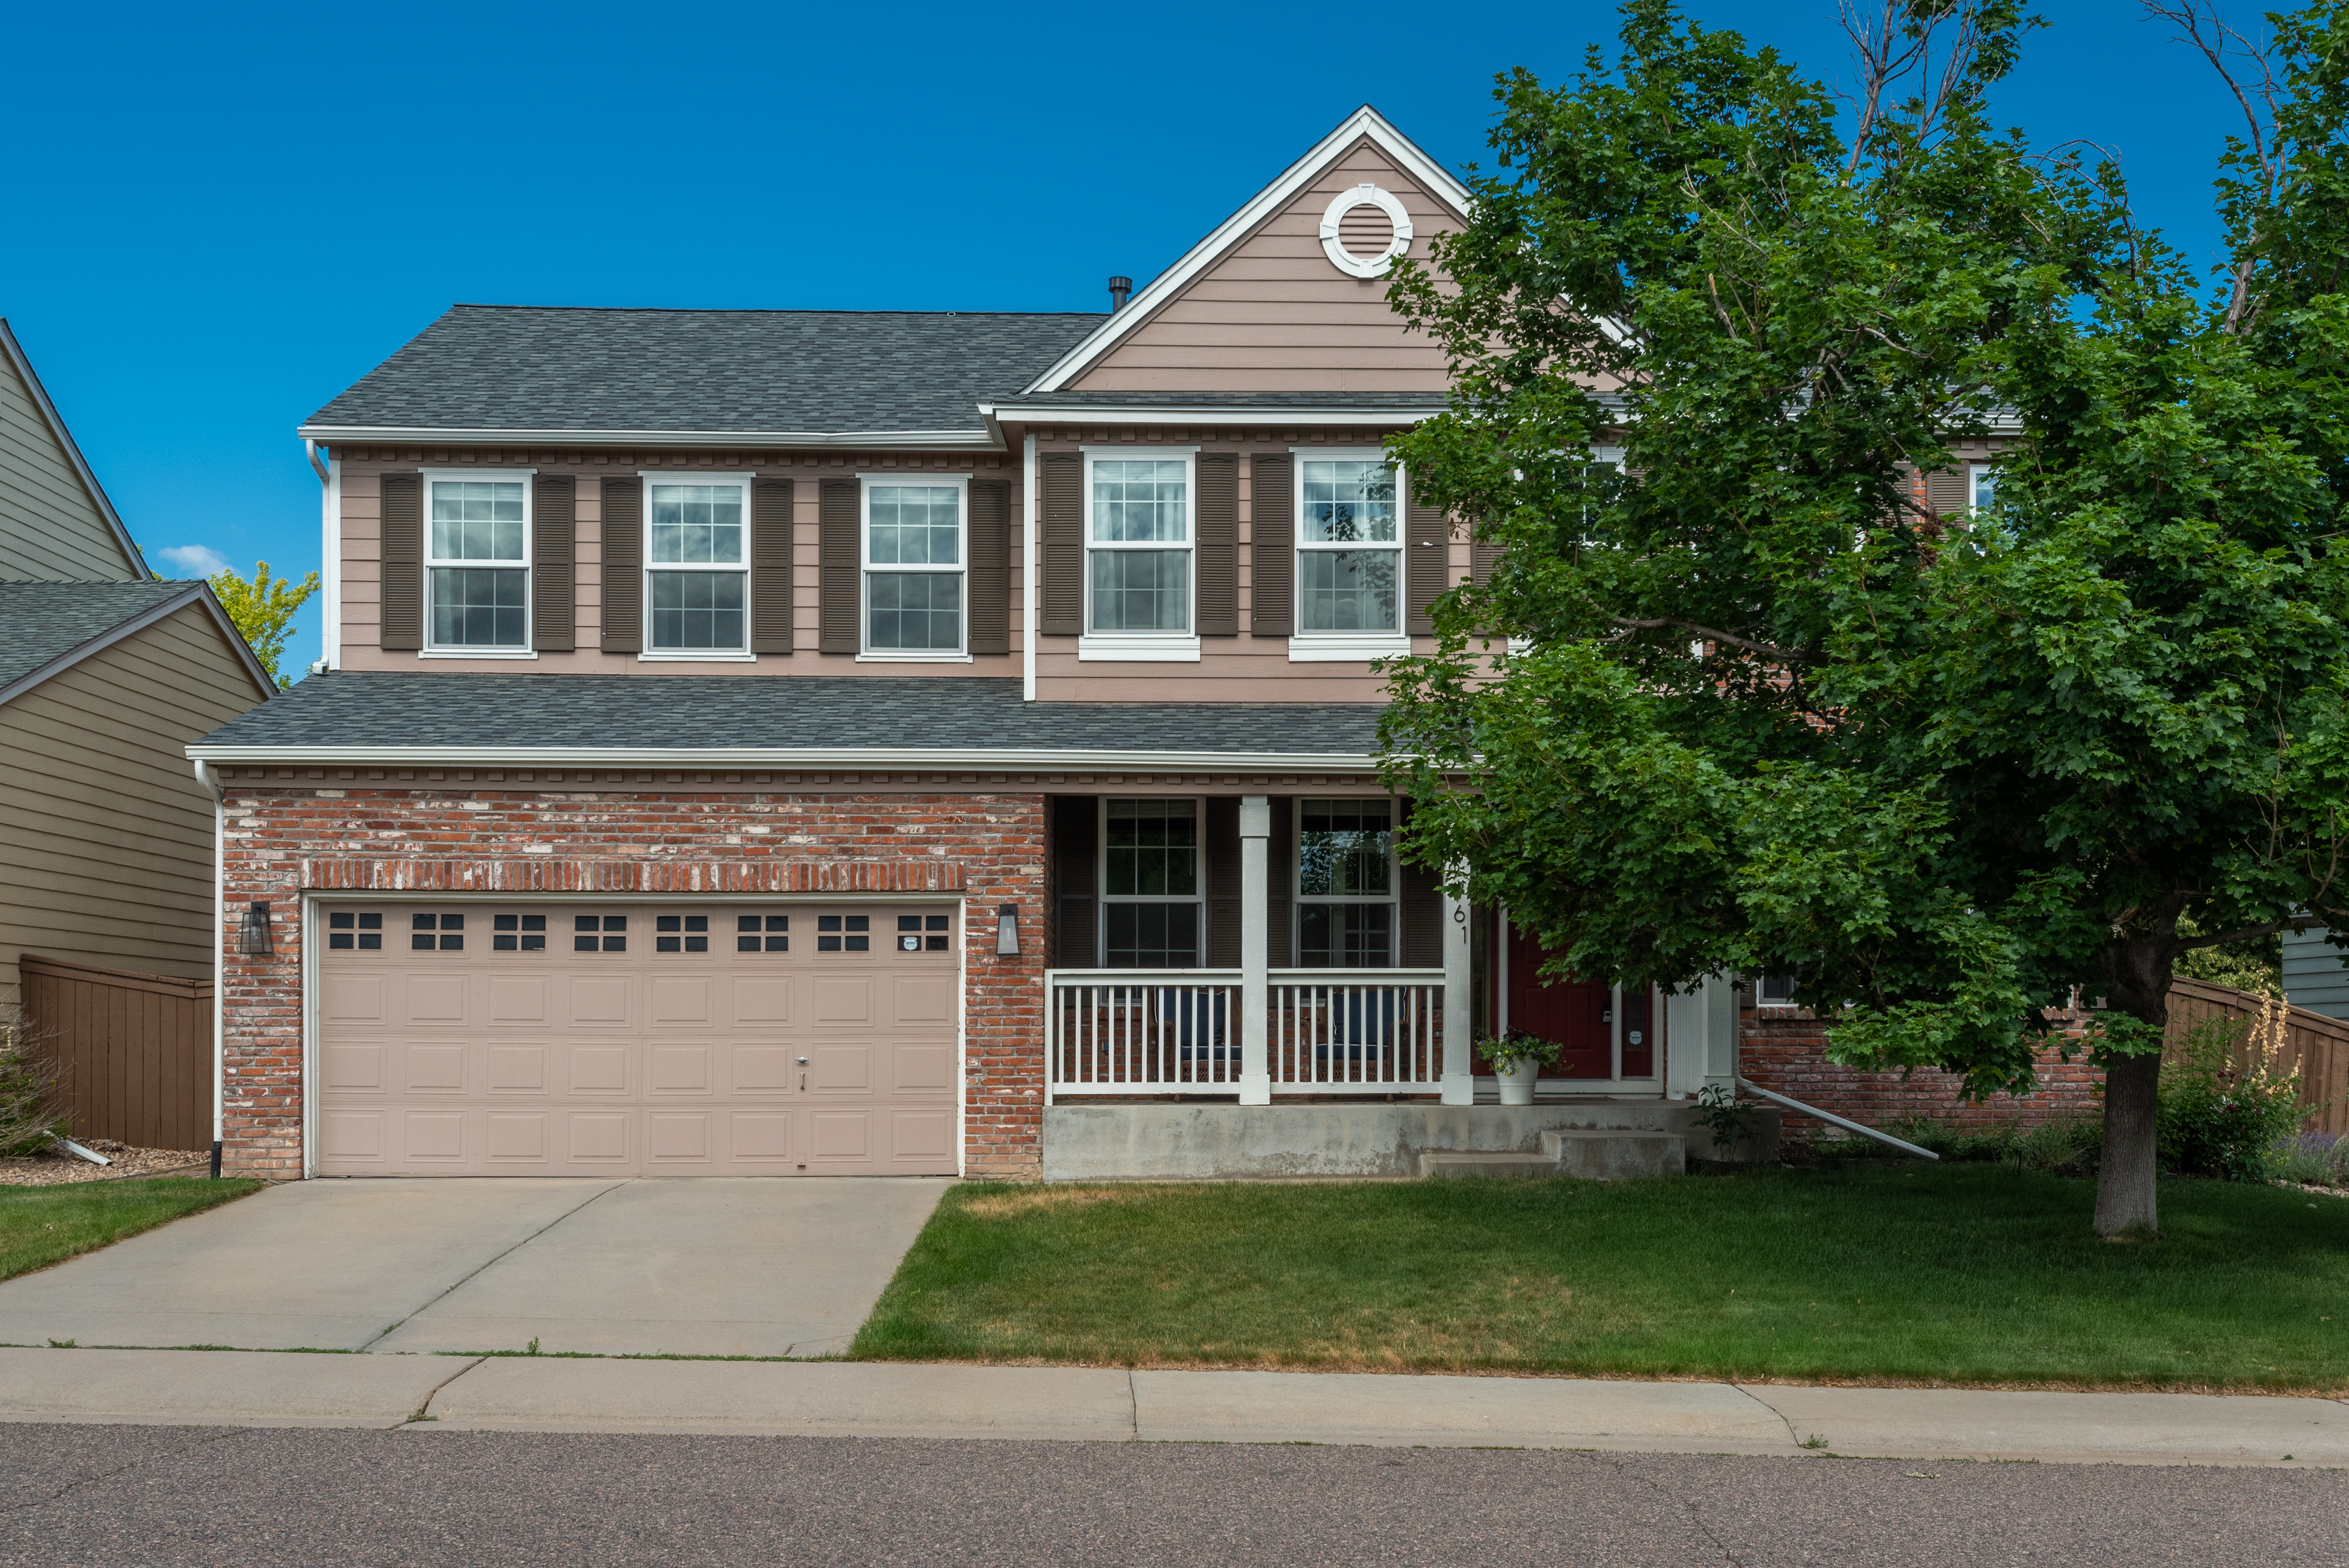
[3,0,2258,672]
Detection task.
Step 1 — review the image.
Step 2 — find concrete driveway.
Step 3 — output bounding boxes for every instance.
[0,1177,951,1358]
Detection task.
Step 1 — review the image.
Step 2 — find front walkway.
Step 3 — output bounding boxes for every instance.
[0,1177,953,1358]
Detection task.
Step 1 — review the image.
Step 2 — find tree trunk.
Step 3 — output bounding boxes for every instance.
[2094,1049,2161,1235]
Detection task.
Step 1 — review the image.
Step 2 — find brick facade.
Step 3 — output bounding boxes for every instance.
[216,783,1049,1181]
[1739,1004,2104,1139]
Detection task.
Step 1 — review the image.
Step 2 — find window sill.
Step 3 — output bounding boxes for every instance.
[418,648,538,660]
[1287,633,1411,663]
[857,651,974,664]
[1077,634,1202,663]
[636,651,757,662]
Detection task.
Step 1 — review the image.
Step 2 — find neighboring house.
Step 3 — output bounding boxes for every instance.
[1,319,276,1147]
[189,106,2055,1184]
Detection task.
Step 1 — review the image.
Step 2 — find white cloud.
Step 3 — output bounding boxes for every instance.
[156,544,231,578]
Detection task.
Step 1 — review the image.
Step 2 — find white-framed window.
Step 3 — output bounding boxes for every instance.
[862,474,967,659]
[1296,798,1396,968]
[644,475,751,657]
[1288,448,1409,663]
[424,472,532,653]
[1753,975,1800,1008]
[1102,797,1203,968]
[1968,462,1997,514]
[1079,448,1199,662]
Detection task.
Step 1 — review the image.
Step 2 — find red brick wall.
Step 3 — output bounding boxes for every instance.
[216,785,1049,1180]
[1740,1005,2104,1138]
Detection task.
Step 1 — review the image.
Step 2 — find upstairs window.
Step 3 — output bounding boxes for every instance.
[1297,459,1399,634]
[864,481,965,654]
[1087,456,1191,635]
[647,481,747,653]
[1103,798,1200,968]
[427,479,529,649]
[1297,799,1394,968]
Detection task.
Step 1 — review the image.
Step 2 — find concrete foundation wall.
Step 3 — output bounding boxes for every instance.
[1042,1101,1781,1181]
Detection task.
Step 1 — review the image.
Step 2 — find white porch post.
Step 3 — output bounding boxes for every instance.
[1239,794,1271,1105]
[1440,876,1474,1105]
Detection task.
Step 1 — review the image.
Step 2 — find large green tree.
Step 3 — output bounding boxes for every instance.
[1380,0,2349,1233]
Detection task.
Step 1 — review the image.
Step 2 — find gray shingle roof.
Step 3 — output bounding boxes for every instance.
[0,581,201,694]
[191,673,1387,761]
[306,306,1106,438]
[988,391,1447,410]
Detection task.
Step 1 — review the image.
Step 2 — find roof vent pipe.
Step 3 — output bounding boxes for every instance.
[1108,276,1132,312]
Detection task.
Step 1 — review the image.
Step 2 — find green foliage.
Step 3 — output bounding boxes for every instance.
[1826,1114,2102,1175]
[2172,916,2284,995]
[2159,1017,2308,1183]
[1692,1082,1761,1150]
[1477,1030,1562,1070]
[0,1009,67,1158]
[208,559,320,689]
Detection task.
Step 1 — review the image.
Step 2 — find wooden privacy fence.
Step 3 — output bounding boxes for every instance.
[19,956,210,1152]
[2165,975,2349,1137]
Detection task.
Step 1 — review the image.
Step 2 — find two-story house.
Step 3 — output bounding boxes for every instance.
[191,107,1782,1184]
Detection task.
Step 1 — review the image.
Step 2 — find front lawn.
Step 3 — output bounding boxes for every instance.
[853,1165,2349,1389]
[0,1176,261,1284]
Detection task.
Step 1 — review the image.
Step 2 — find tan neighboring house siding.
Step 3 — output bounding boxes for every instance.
[0,321,146,581]
[0,601,267,1007]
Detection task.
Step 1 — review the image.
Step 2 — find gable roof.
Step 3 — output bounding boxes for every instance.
[0,580,274,708]
[301,307,1104,448]
[1020,106,1473,397]
[0,319,148,580]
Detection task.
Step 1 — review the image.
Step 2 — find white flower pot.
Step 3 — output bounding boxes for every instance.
[1494,1058,1539,1106]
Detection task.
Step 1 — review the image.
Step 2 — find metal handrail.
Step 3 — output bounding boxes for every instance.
[1736,1077,1940,1160]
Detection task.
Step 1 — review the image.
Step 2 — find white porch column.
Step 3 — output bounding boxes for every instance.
[1664,972,1740,1097]
[1440,876,1474,1105]
[1238,794,1271,1105]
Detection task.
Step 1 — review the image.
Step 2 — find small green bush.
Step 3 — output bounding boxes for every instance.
[2158,1013,2306,1184]
[2268,1132,2340,1188]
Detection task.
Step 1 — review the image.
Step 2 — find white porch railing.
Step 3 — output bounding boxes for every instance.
[1045,968,1447,1102]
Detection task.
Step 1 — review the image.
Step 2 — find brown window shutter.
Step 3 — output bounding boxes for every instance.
[377,472,422,651]
[818,478,859,654]
[532,475,576,652]
[1205,796,1241,967]
[1052,795,1098,968]
[751,478,794,655]
[1404,470,1447,635]
[1039,451,1083,636]
[1196,453,1238,636]
[1266,796,1294,966]
[600,478,642,653]
[1924,467,1970,519]
[1398,802,1442,967]
[1468,522,1502,585]
[967,478,1011,655]
[1250,453,1294,636]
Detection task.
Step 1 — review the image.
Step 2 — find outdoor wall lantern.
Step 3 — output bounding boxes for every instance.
[995,903,1021,956]
[238,900,274,958]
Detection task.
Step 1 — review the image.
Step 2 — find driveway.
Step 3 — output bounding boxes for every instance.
[0,1178,952,1358]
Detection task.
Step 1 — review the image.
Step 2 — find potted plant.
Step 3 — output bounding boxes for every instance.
[1479,1031,1562,1106]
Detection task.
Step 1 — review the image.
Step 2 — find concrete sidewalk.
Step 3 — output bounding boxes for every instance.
[1,1347,2341,1467]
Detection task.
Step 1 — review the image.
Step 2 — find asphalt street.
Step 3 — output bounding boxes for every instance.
[0,1424,2341,1567]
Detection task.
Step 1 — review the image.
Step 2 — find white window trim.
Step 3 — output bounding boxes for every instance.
[1967,461,1996,515]
[1077,446,1200,662]
[1293,796,1399,968]
[859,472,972,663]
[1099,794,1208,968]
[1288,446,1405,664]
[638,470,757,662]
[420,468,536,656]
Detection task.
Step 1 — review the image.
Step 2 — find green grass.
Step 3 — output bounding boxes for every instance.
[851,1164,2349,1389]
[0,1176,262,1283]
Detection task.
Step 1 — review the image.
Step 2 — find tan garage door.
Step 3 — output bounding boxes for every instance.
[314,902,959,1177]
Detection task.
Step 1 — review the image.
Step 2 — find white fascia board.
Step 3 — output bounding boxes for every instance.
[984,402,1446,427]
[185,743,1381,774]
[297,424,1005,451]
[1024,106,1474,397]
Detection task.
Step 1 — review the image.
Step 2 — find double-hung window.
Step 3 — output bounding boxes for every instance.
[1083,450,1196,659]
[863,478,966,657]
[425,477,530,651]
[1298,457,1399,632]
[1296,798,1395,967]
[646,479,749,655]
[1102,798,1201,968]
[1969,463,1997,514]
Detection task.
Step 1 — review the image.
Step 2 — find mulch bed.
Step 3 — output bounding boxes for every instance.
[0,1139,208,1188]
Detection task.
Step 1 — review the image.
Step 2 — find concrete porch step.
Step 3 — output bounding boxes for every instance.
[1418,1153,1566,1179]
[1541,1130,1686,1181]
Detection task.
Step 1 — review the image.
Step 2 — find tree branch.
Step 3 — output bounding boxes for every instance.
[1610,617,1821,664]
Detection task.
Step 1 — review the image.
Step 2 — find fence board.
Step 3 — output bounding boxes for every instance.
[18,956,210,1151]
[2165,977,2349,1136]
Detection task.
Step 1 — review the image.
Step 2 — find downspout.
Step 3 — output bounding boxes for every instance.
[1021,433,1038,701]
[306,440,339,672]
[193,759,225,1177]
[1735,1077,1941,1160]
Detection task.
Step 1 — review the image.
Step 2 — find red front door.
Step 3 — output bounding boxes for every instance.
[1505,923,1611,1079]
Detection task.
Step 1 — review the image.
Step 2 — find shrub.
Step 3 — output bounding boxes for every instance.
[2158,1002,2306,1184]
[0,1008,69,1157]
[2268,1131,2339,1188]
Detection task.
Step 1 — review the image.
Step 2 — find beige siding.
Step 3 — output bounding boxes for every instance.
[0,349,139,581]
[0,603,268,1006]
[1069,139,1464,393]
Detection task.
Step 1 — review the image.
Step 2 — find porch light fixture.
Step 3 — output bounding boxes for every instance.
[995,904,1021,956]
[238,900,274,958]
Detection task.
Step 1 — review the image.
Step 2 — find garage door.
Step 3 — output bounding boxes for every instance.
[314,902,959,1176]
